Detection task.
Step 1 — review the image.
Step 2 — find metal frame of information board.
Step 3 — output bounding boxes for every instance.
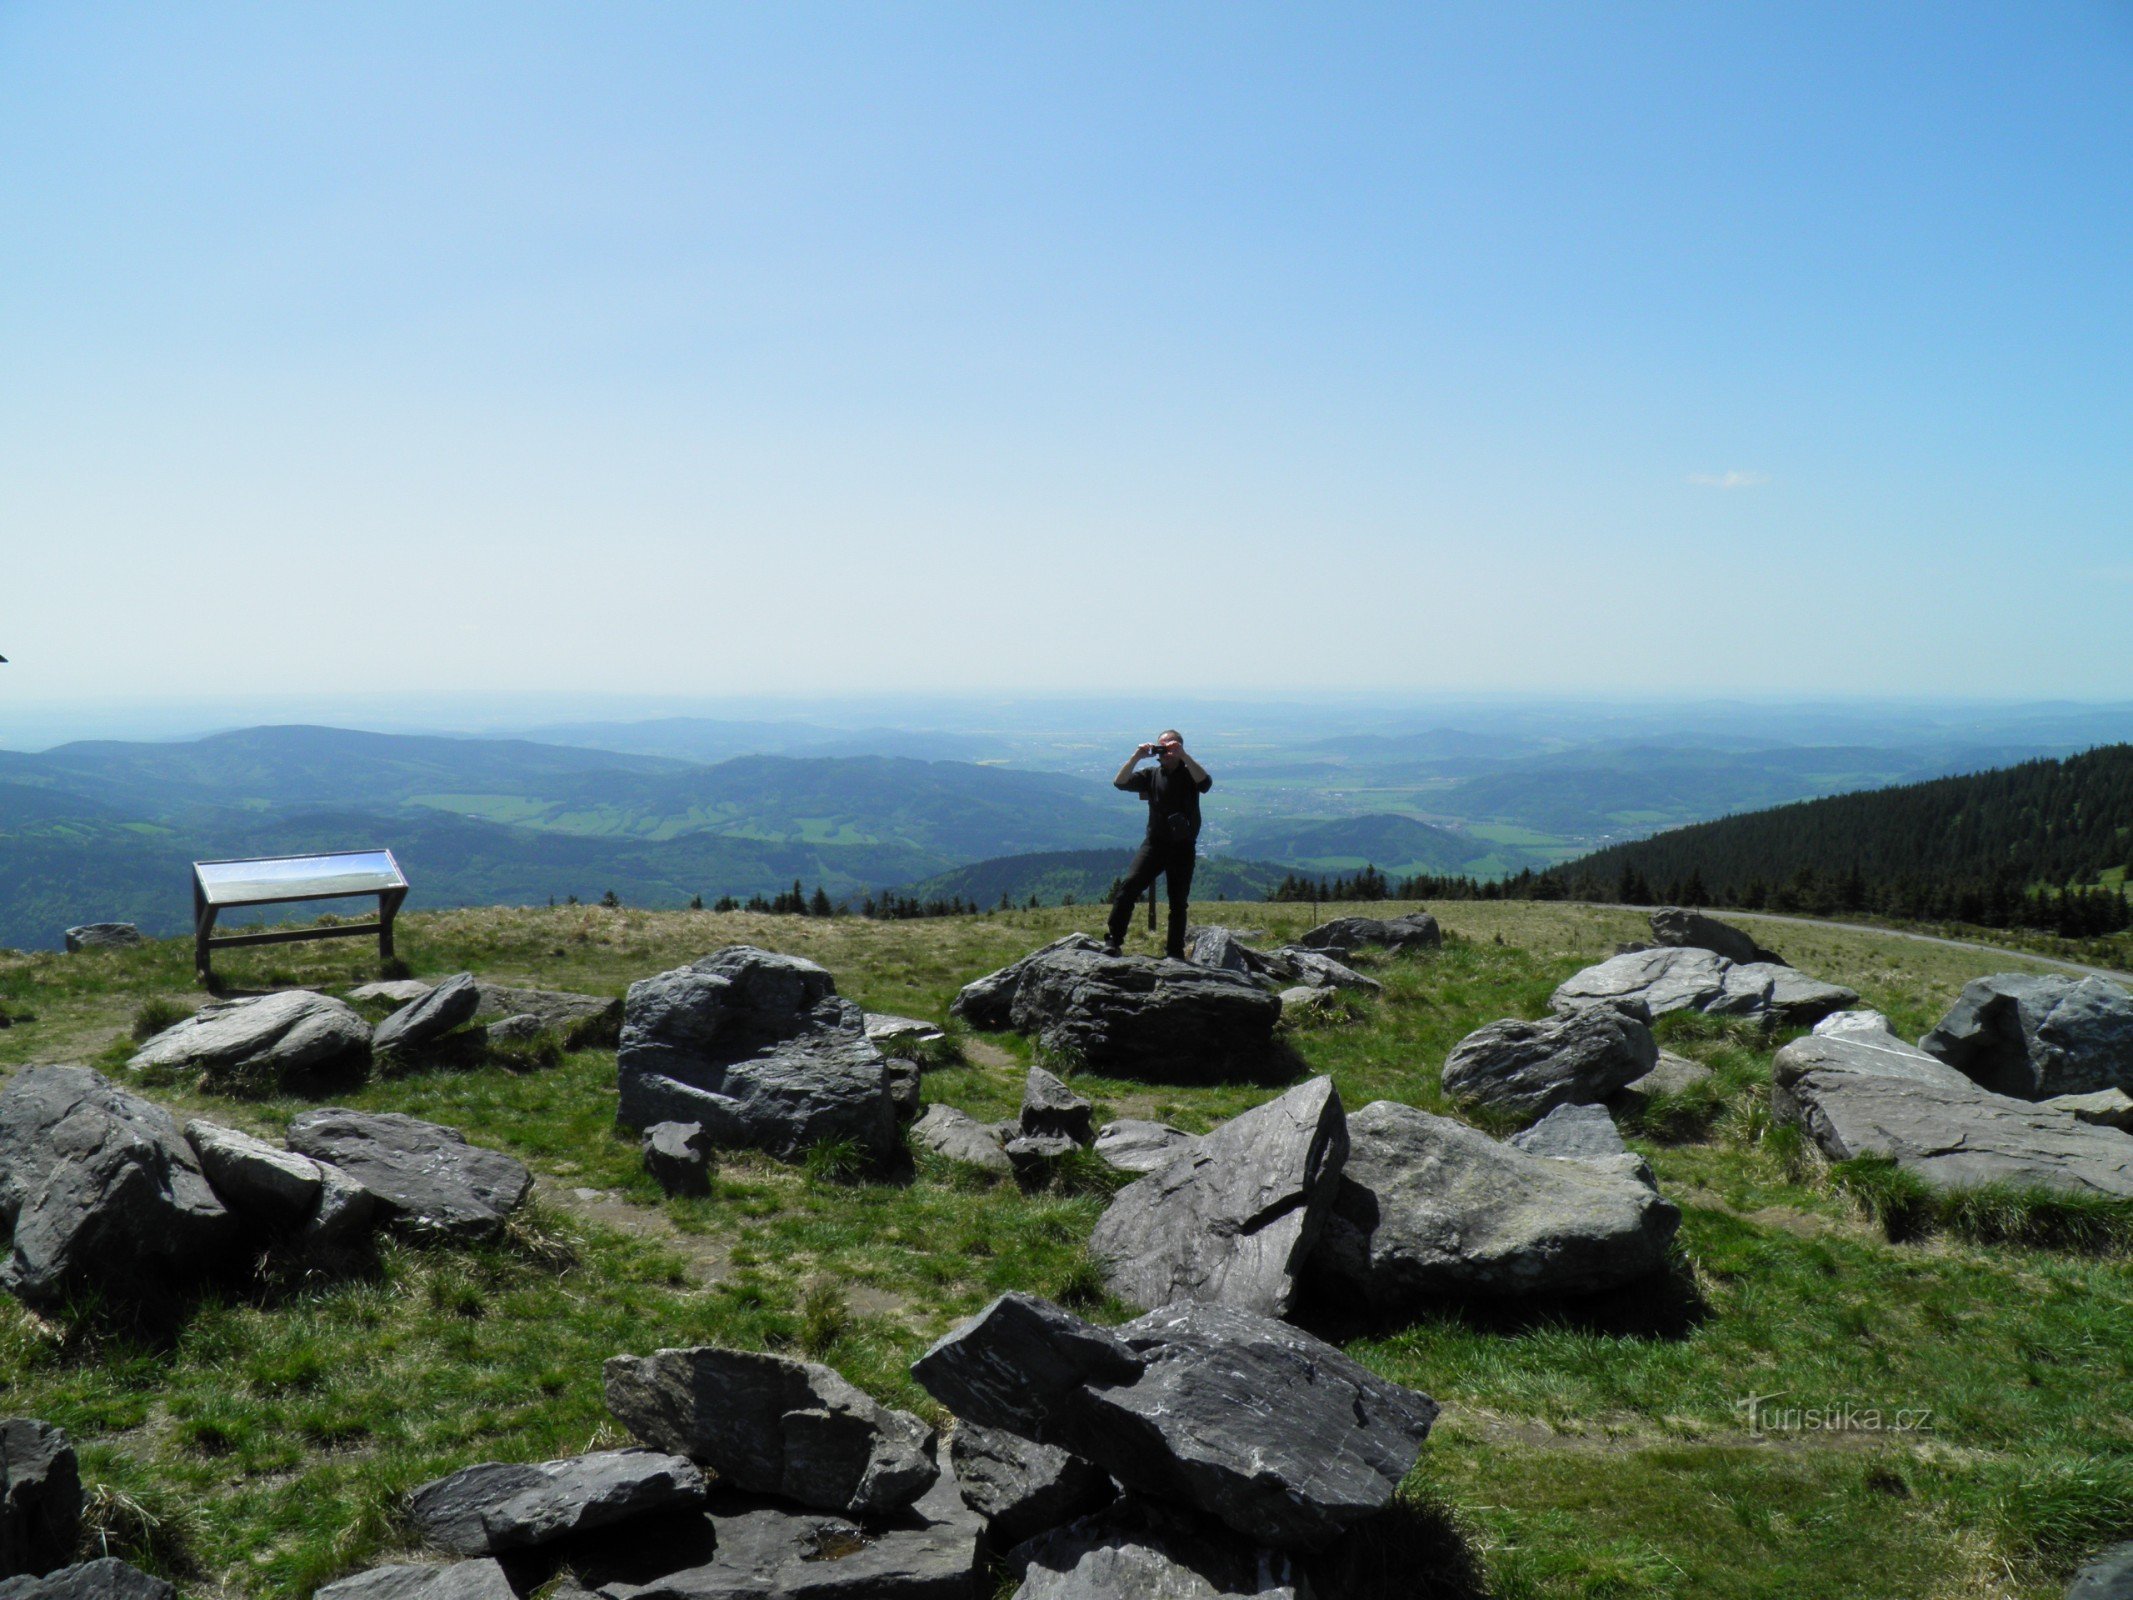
[191,849,410,982]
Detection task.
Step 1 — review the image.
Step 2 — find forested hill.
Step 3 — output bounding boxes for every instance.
[1543,743,2133,931]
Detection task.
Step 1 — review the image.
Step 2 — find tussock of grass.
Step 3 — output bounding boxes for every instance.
[1834,1155,2133,1254]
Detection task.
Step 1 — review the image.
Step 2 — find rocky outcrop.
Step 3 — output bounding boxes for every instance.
[615,948,900,1172]
[61,925,140,954]
[1090,1078,1346,1318]
[1295,913,1440,955]
[912,1293,1437,1548]
[372,974,481,1057]
[1009,1499,1305,1600]
[911,1106,1012,1175]
[1313,1101,1680,1304]
[0,1067,234,1309]
[949,936,1100,1031]
[285,1110,531,1242]
[1550,946,1856,1028]
[0,1420,79,1580]
[1920,974,2133,1099]
[604,1345,937,1517]
[128,991,372,1092]
[1442,1009,1658,1116]
[409,1449,705,1556]
[315,1561,516,1599]
[1649,907,1784,966]
[949,1423,1110,1553]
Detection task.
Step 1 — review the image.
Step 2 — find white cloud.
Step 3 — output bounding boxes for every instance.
[1686,470,1771,489]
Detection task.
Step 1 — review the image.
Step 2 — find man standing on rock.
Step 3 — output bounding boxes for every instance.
[1104,729,1212,960]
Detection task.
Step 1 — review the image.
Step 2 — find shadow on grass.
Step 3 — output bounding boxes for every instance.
[1303,1495,1493,1600]
[1298,1253,1709,1345]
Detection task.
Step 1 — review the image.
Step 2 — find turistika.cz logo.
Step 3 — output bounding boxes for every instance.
[1735,1391,1935,1437]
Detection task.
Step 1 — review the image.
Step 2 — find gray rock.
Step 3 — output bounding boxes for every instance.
[1313,1101,1681,1304]
[127,990,372,1091]
[991,945,1282,1083]
[410,1448,705,1556]
[61,924,140,954]
[0,1420,80,1580]
[373,973,481,1056]
[316,1560,517,1599]
[0,1067,234,1309]
[643,1122,714,1196]
[1263,947,1380,994]
[1276,985,1341,1023]
[604,1345,937,1518]
[1005,1133,1079,1187]
[911,1106,1011,1175]
[1295,913,1441,955]
[911,1293,1437,1548]
[0,1559,173,1599]
[1093,1121,1198,1175]
[1510,1103,1627,1162]
[2066,1542,2133,1600]
[1551,946,1855,1028]
[1441,1009,1658,1116]
[949,936,1102,1031]
[1185,927,1259,977]
[865,1013,945,1050]
[2043,1088,2133,1131]
[472,984,623,1046]
[184,1119,324,1226]
[884,1061,922,1123]
[1772,1022,2133,1198]
[483,1014,547,1046]
[303,1159,376,1249]
[1649,907,1784,966]
[1608,1051,1714,1117]
[615,948,900,1173]
[348,979,435,1006]
[285,1110,531,1242]
[949,1423,1110,1554]
[1090,1077,1347,1318]
[1921,974,2133,1099]
[1010,1499,1304,1600]
[1021,1068,1093,1145]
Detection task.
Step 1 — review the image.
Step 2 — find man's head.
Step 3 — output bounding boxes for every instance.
[1156,729,1183,766]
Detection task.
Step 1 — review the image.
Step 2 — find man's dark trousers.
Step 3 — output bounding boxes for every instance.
[1107,839,1197,959]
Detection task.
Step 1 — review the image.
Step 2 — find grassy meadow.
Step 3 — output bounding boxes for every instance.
[2,900,2131,1598]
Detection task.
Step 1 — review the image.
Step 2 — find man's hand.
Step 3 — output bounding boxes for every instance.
[1137,742,1162,759]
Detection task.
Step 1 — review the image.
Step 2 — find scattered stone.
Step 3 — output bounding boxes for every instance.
[0,1067,234,1309]
[348,979,435,1006]
[1313,1101,1680,1304]
[642,1122,714,1197]
[1510,1102,1627,1162]
[884,1059,923,1123]
[865,1013,946,1051]
[1021,1068,1094,1145]
[1265,946,1381,993]
[472,984,623,1047]
[286,1110,531,1242]
[482,1014,547,1047]
[949,1422,1111,1554]
[1608,1051,1714,1117]
[2043,1088,2133,1131]
[1092,1121,1198,1176]
[410,1449,705,1556]
[61,924,140,954]
[1276,985,1342,1023]
[127,990,372,1092]
[1442,1009,1658,1116]
[1005,1133,1080,1187]
[1551,946,1856,1028]
[1921,974,2133,1099]
[1649,907,1784,966]
[1009,1498,1305,1600]
[1295,912,1441,955]
[615,948,899,1172]
[184,1119,324,1227]
[604,1345,937,1518]
[1090,1077,1346,1318]
[949,935,1103,1031]
[912,1293,1437,1548]
[0,1558,174,1599]
[315,1560,517,1599]
[1185,927,1259,977]
[2066,1542,2133,1600]
[0,1420,80,1580]
[911,1105,1012,1175]
[372,974,481,1056]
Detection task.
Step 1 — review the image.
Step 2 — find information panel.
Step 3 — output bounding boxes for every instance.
[194,850,407,908]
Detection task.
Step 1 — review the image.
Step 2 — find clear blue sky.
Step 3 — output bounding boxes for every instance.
[3,3,2129,712]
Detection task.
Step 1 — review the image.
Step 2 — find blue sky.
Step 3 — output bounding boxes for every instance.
[3,3,2129,714]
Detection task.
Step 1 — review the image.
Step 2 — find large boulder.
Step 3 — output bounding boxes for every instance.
[615,948,900,1172]
[1441,1009,1657,1116]
[948,1423,1111,1553]
[949,936,1101,1031]
[1089,1078,1346,1318]
[285,1111,530,1242]
[604,1345,937,1518]
[0,1420,80,1580]
[911,1293,1437,1549]
[1295,913,1440,955]
[0,1067,234,1309]
[1312,1101,1680,1305]
[1772,1017,2133,1198]
[127,991,372,1093]
[471,984,623,1047]
[0,1559,174,1599]
[1649,908,1784,966]
[1920,974,2133,1099]
[372,974,481,1057]
[409,1449,704,1556]
[988,945,1282,1083]
[1009,1499,1304,1600]
[1551,947,1855,1028]
[315,1562,516,1599]
[61,925,140,954]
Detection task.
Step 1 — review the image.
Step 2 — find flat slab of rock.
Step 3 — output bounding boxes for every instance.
[1021,1067,1093,1144]
[0,1558,174,1598]
[1921,974,2133,1099]
[1510,1102,1628,1162]
[285,1110,531,1241]
[472,984,623,1045]
[1093,1120,1197,1175]
[1010,1499,1304,1600]
[865,1013,945,1049]
[62,924,140,954]
[912,1293,1437,1549]
[348,979,435,1006]
[1,1419,80,1581]
[1295,913,1440,954]
[1649,907,1784,966]
[128,990,372,1092]
[949,1423,1110,1553]
[616,948,899,1172]
[605,1345,936,1517]
[1773,1021,2133,1198]
[315,1560,516,1600]
[373,974,481,1056]
[2043,1088,2133,1131]
[1442,1009,1657,1116]
[1551,947,1855,1028]
[912,1105,1012,1175]
[410,1449,704,1556]
[1090,1077,1346,1317]
[1266,946,1380,993]
[0,1067,233,1309]
[1313,1101,1680,1304]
